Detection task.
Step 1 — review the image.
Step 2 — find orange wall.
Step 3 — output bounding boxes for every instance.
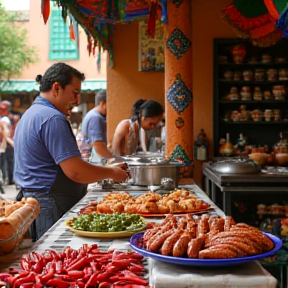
[106,21,165,144]
[17,0,107,80]
[107,0,235,185]
[192,0,235,185]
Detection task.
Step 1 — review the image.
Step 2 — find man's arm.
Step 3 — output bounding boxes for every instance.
[93,141,113,158]
[59,156,128,183]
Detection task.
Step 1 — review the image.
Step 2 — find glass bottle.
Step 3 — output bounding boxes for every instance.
[221,133,234,156]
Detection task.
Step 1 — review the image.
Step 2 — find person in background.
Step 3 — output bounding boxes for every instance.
[14,63,128,241]
[81,89,113,163]
[112,99,164,156]
[0,101,14,185]
[0,120,13,194]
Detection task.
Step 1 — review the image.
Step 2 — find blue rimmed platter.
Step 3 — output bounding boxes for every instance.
[130,232,282,266]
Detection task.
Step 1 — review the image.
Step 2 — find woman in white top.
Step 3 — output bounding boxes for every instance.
[112,99,164,156]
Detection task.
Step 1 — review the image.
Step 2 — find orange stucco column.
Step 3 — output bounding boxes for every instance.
[164,0,193,176]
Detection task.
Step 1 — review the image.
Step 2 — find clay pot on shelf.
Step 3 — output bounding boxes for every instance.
[274,132,288,166]
[253,87,263,100]
[267,69,278,81]
[264,109,273,122]
[261,53,272,63]
[240,86,252,100]
[230,45,247,64]
[273,109,281,121]
[272,85,286,100]
[275,57,286,63]
[278,68,288,80]
[218,55,228,63]
[248,153,270,166]
[230,110,241,122]
[275,154,288,166]
[263,90,272,100]
[234,71,242,81]
[239,105,250,121]
[243,70,253,81]
[224,71,234,80]
[254,68,265,81]
[251,109,263,122]
[226,87,240,101]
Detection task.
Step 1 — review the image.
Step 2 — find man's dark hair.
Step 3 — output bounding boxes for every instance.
[35,63,85,92]
[95,89,107,106]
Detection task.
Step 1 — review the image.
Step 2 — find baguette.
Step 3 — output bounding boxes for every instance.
[0,199,40,254]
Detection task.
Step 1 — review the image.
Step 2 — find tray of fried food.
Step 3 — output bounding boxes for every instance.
[95,189,212,216]
[141,214,276,259]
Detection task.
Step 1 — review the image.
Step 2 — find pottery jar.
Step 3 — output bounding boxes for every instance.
[240,86,252,100]
[278,68,288,80]
[230,45,247,64]
[275,57,286,63]
[251,109,263,122]
[233,71,242,81]
[263,90,272,100]
[261,53,272,63]
[231,110,241,122]
[264,109,273,121]
[243,70,253,81]
[267,69,278,81]
[253,87,263,100]
[239,105,250,121]
[273,85,286,100]
[224,71,234,80]
[226,87,240,100]
[218,55,228,63]
[254,68,265,81]
[273,109,281,121]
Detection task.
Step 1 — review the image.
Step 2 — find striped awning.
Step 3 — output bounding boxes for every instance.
[0,79,106,93]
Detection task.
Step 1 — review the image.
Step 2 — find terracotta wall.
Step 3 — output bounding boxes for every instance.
[17,0,106,80]
[106,21,165,144]
[107,0,235,186]
[191,0,234,185]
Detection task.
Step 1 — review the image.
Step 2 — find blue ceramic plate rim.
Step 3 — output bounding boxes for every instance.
[130,232,282,266]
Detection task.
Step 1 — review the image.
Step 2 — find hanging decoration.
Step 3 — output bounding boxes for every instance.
[41,0,50,24]
[41,0,167,67]
[276,3,288,36]
[221,0,288,47]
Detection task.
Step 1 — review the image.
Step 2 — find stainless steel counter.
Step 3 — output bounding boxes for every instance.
[0,184,277,288]
[203,162,288,215]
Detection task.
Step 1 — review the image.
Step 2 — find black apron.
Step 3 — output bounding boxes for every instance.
[49,166,87,214]
[43,120,87,214]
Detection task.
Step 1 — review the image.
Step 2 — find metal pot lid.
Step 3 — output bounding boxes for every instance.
[211,157,260,174]
[128,159,184,166]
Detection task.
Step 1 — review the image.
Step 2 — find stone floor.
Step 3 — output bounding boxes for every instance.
[0,183,19,201]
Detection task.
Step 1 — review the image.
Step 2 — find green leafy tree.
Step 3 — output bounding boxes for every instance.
[0,2,39,81]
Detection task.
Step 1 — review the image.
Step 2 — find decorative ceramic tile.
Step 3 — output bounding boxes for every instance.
[175,117,184,129]
[166,28,191,59]
[172,0,183,8]
[169,144,190,165]
[167,74,192,114]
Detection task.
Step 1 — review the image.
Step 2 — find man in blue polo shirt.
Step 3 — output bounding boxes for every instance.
[14,63,128,240]
[82,89,113,163]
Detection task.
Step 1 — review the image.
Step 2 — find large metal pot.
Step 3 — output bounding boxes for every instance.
[128,160,183,186]
[211,157,260,174]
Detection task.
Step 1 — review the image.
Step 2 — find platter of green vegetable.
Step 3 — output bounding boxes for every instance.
[66,212,147,238]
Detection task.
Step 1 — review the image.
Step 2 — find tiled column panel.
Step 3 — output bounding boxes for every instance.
[164,0,193,178]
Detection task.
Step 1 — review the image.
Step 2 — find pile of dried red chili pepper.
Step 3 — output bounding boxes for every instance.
[0,244,148,288]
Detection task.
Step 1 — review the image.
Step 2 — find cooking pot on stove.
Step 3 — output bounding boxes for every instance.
[128,159,185,186]
[211,157,261,174]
